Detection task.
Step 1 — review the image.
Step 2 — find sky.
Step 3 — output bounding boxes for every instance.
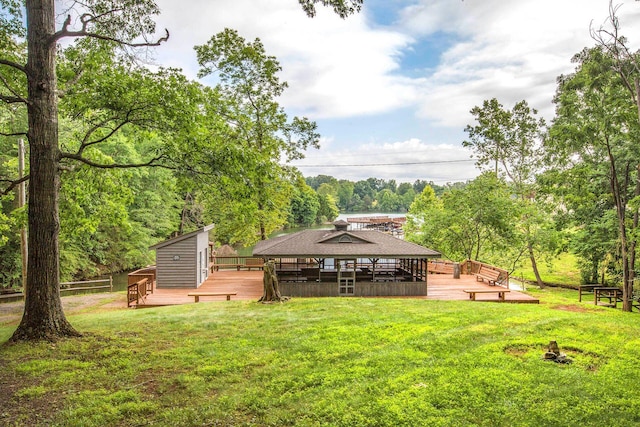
[152,0,640,184]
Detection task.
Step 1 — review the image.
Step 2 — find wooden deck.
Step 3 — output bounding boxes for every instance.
[426,274,539,303]
[136,271,538,307]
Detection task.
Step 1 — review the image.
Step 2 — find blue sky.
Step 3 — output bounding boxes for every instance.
[153,0,640,184]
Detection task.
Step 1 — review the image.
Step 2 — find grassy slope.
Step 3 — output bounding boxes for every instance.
[1,292,639,426]
[513,252,583,287]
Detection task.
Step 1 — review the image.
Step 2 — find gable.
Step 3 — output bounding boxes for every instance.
[317,232,373,245]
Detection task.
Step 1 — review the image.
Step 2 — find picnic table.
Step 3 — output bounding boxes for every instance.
[594,287,623,308]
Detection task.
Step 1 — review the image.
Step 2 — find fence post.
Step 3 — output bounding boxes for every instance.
[109,275,113,292]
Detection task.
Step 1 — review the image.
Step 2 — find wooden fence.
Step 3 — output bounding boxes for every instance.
[60,277,113,293]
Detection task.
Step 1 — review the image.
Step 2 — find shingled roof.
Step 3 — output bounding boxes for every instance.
[253,229,440,258]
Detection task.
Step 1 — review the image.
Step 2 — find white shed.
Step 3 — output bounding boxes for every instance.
[149,224,214,289]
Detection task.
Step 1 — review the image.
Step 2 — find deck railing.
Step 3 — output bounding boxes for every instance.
[127,267,156,287]
[127,278,152,307]
[210,256,264,271]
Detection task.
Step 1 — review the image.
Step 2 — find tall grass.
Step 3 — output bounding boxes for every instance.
[1,293,639,426]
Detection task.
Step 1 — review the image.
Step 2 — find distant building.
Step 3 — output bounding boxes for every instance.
[150,225,214,289]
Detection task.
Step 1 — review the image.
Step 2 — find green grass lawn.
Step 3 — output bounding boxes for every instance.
[1,292,639,426]
[513,252,583,287]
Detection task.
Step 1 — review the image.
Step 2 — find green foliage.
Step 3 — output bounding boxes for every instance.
[288,178,320,227]
[407,173,519,263]
[298,0,363,18]
[3,296,640,425]
[317,192,339,223]
[194,29,320,243]
[546,46,640,289]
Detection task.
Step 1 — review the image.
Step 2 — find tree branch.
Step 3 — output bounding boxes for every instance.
[0,73,28,104]
[1,175,29,196]
[59,152,173,170]
[0,131,27,137]
[51,14,169,48]
[0,59,27,75]
[58,68,85,98]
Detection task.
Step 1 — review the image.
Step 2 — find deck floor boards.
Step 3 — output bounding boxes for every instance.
[138,271,538,306]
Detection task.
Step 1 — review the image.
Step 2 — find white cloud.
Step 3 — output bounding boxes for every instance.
[404,0,640,127]
[154,0,414,117]
[150,0,640,183]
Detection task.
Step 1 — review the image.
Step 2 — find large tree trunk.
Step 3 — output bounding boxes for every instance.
[607,149,633,312]
[11,0,80,341]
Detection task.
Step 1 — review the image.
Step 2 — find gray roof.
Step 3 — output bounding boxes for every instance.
[149,224,214,250]
[253,229,440,258]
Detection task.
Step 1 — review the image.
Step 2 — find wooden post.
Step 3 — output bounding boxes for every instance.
[18,139,27,292]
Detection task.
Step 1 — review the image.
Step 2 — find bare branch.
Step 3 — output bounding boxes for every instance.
[59,152,173,170]
[0,94,26,104]
[0,131,27,137]
[52,13,169,48]
[1,175,29,196]
[57,69,84,98]
[75,116,126,155]
[0,73,28,104]
[0,59,27,75]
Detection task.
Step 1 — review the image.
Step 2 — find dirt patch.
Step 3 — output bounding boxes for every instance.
[551,304,598,313]
[0,293,127,327]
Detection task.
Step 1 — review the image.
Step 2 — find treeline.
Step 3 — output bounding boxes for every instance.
[304,175,462,214]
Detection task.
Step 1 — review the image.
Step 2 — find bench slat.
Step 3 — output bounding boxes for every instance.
[187,292,237,302]
[464,289,510,302]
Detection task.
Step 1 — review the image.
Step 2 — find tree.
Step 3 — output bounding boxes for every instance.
[407,173,518,263]
[288,177,320,227]
[317,193,339,223]
[589,0,640,308]
[464,98,550,286]
[0,1,177,341]
[195,28,320,242]
[547,45,640,310]
[336,179,354,211]
[1,0,363,339]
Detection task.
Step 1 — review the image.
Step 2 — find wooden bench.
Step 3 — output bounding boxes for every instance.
[475,266,501,285]
[464,289,510,301]
[212,263,243,271]
[187,292,237,302]
[428,262,455,275]
[245,258,265,270]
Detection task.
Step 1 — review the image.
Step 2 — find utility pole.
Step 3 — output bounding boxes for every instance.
[18,138,27,292]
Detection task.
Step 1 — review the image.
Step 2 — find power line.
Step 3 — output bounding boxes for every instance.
[290,159,475,168]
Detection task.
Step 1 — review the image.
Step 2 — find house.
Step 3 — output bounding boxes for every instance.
[149,224,214,289]
[253,221,440,297]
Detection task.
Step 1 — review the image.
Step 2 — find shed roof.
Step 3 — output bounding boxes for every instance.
[253,229,440,258]
[149,224,214,250]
